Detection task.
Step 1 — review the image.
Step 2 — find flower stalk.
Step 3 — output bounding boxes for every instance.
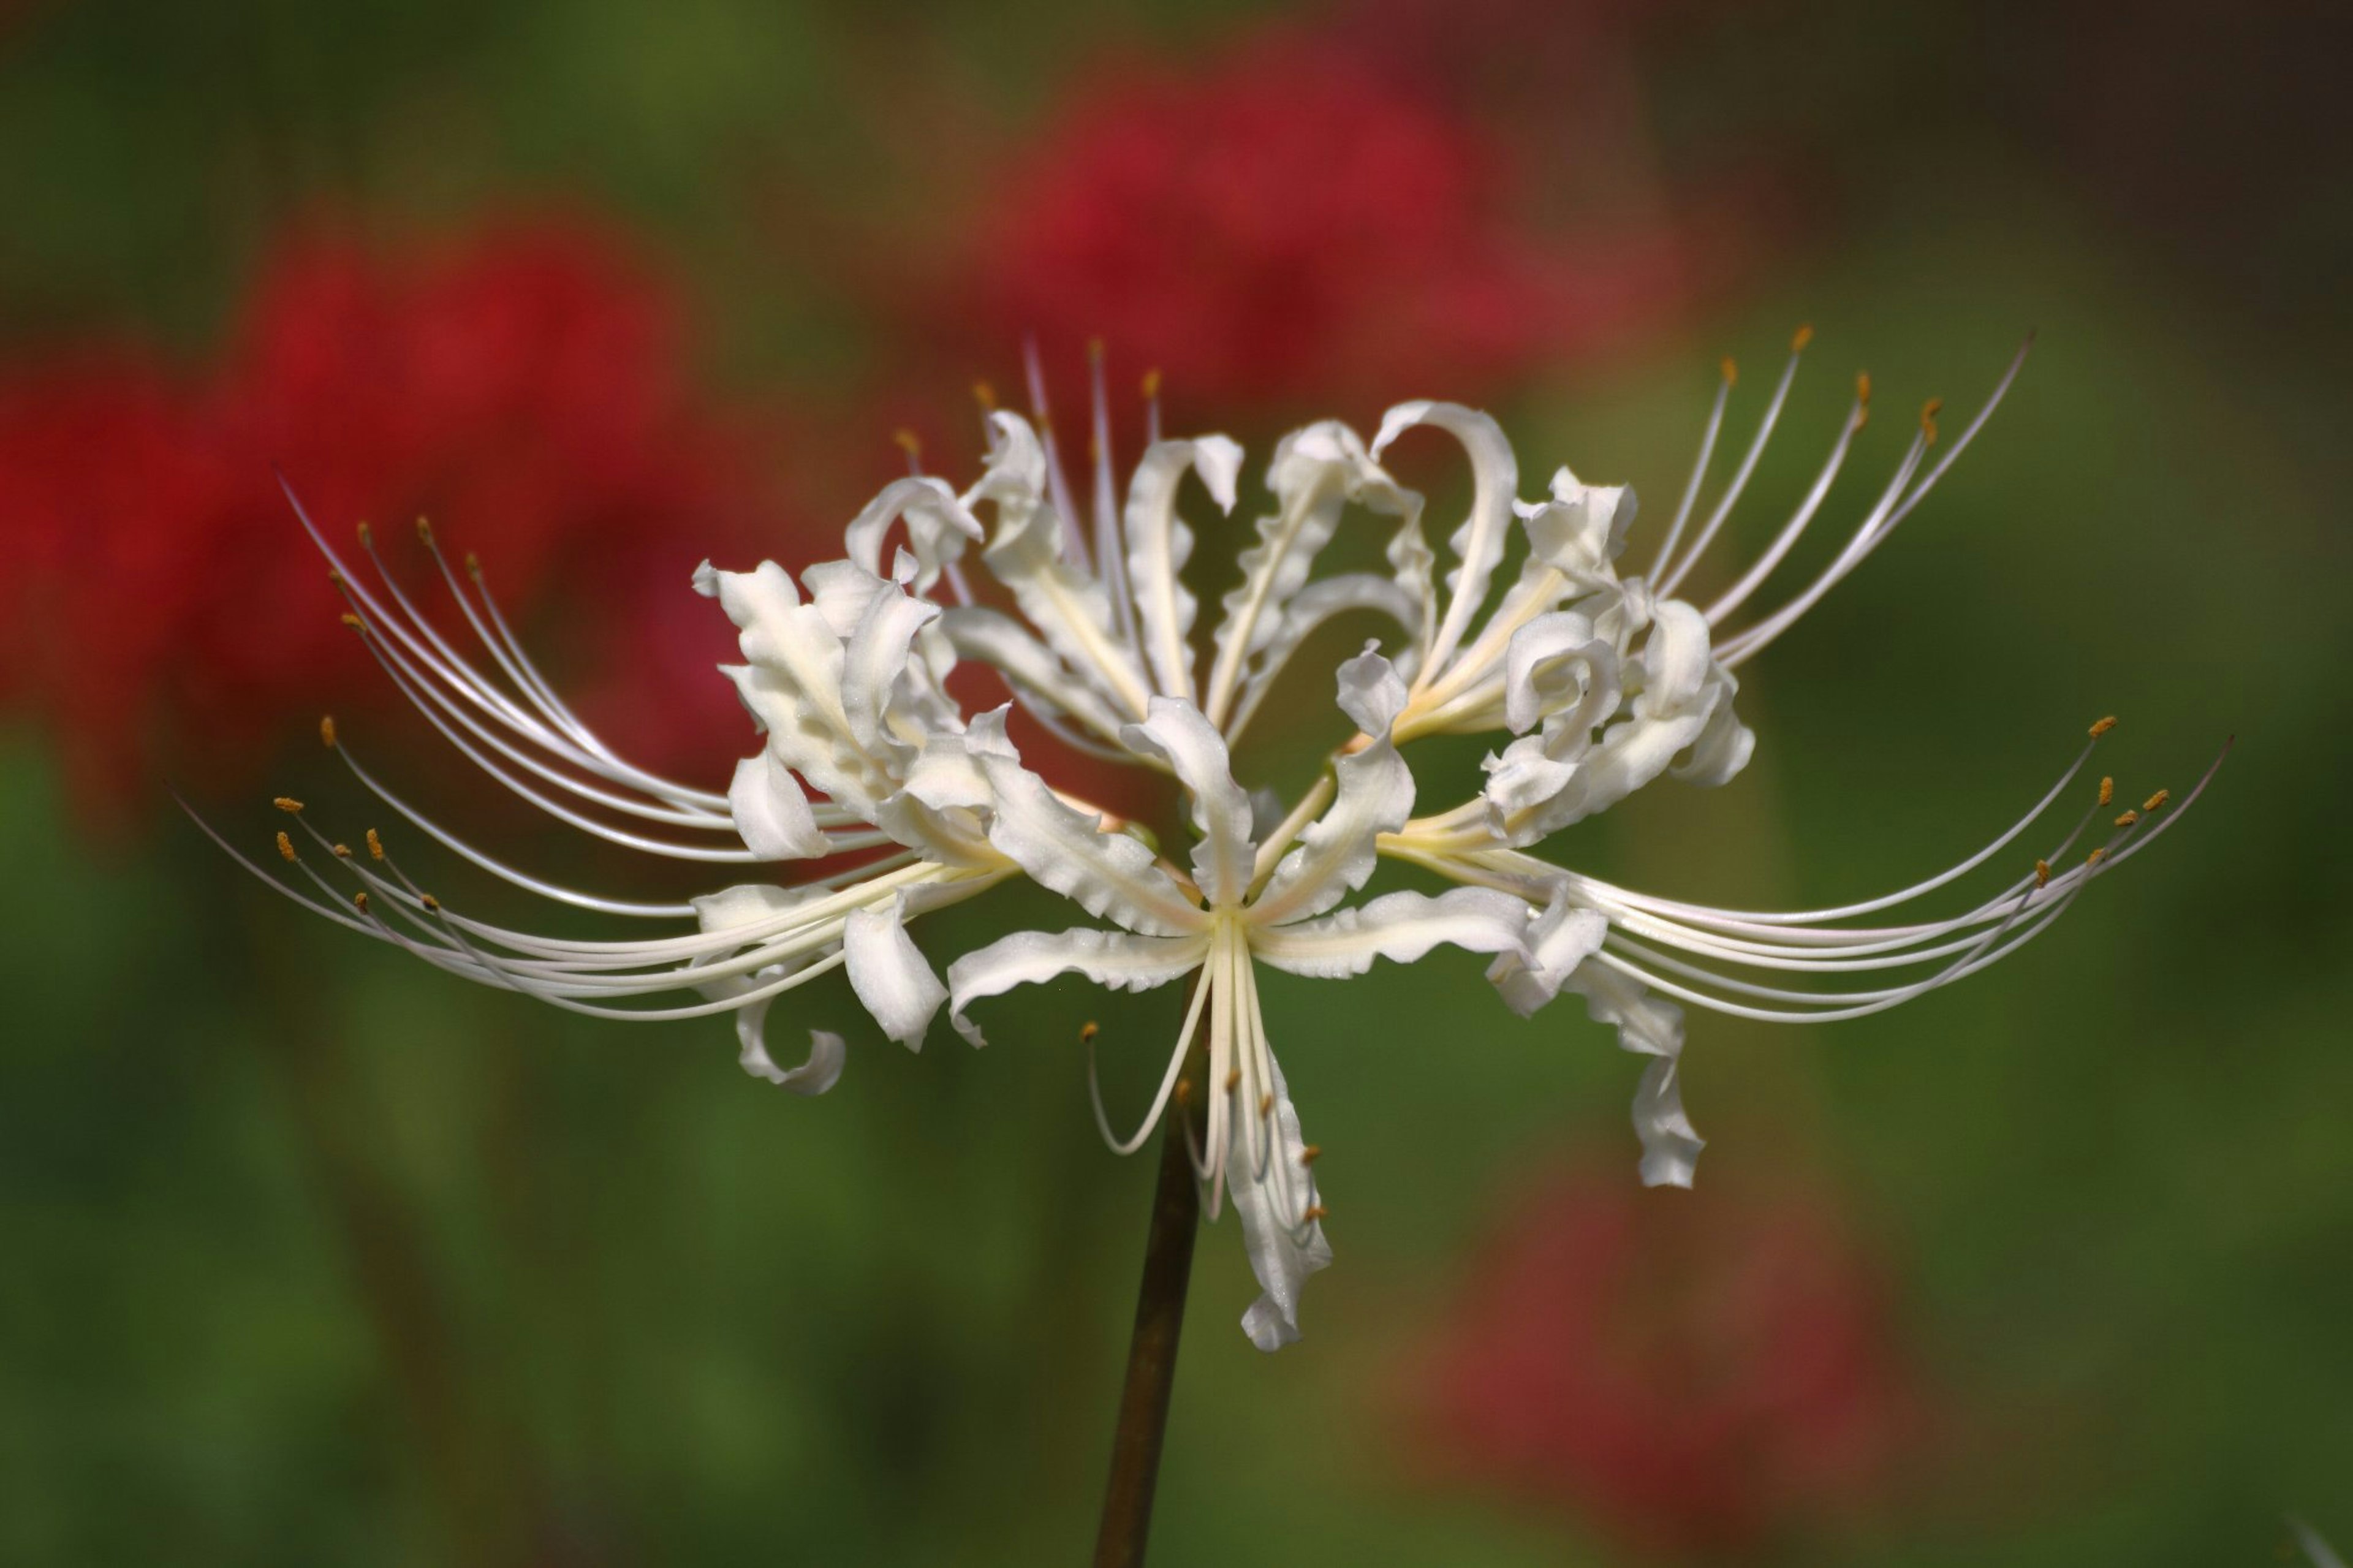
[1093,1078,1204,1568]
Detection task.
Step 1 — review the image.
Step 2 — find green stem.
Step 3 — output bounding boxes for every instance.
[1091,1107,1201,1567]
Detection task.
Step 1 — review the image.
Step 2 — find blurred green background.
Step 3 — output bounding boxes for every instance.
[2,1,2346,1564]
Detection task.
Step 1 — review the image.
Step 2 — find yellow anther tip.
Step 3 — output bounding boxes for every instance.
[320,715,338,749]
[1790,324,1814,353]
[1300,1204,1328,1225]
[1300,1144,1324,1165]
[1856,371,1873,404]
[2090,715,2119,738]
[1078,1021,1099,1044]
[332,843,351,858]
[339,613,365,631]
[891,428,922,456]
[275,831,297,863]
[2115,809,2139,827]
[365,828,384,862]
[273,796,303,814]
[972,380,996,411]
[1140,368,1162,401]
[355,521,373,545]
[414,517,433,544]
[352,891,369,913]
[464,552,482,579]
[1223,1067,1242,1093]
[2098,776,2114,806]
[2033,858,2051,888]
[2086,846,2107,866]
[420,893,441,912]
[1086,335,1105,363]
[1719,355,1738,387]
[2143,789,2170,812]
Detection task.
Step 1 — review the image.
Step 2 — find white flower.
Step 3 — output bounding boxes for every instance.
[944,651,1523,1349]
[210,331,2213,1349]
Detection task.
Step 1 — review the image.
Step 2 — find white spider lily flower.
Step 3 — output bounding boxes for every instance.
[944,652,1527,1349]
[197,485,1014,1086]
[1365,335,2219,1187]
[213,331,2210,1355]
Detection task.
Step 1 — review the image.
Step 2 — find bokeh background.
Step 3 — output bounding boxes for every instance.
[2,1,2346,1563]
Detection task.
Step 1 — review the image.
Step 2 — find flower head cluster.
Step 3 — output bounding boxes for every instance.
[213,333,2217,1349]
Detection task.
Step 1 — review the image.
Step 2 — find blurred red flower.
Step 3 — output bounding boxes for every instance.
[0,216,784,826]
[1419,1161,1917,1556]
[921,21,1697,426]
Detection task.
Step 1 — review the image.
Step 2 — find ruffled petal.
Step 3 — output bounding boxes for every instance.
[741,1028,846,1095]
[727,750,828,860]
[1518,464,1636,583]
[1123,436,1242,704]
[699,560,893,815]
[844,895,948,1050]
[1563,959,1704,1188]
[938,607,1134,744]
[968,412,1153,721]
[689,884,840,1089]
[945,926,1210,1046]
[1120,698,1254,909]
[1251,887,1528,979]
[1204,420,1415,724]
[1483,890,1608,1017]
[1483,598,1729,843]
[1226,572,1427,737]
[1501,611,1618,737]
[1370,401,1518,678]
[979,751,1207,937]
[844,475,983,593]
[1251,651,1415,926]
[1231,1048,1332,1352]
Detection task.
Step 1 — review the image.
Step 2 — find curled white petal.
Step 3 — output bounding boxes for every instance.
[727,751,828,860]
[1232,1048,1330,1352]
[1124,436,1241,703]
[1251,887,1528,979]
[1121,698,1254,908]
[1563,958,1703,1187]
[1485,892,1608,1018]
[845,475,983,593]
[741,1028,846,1095]
[945,926,1210,1045]
[1252,653,1415,926]
[844,897,947,1050]
[1501,611,1617,737]
[1519,466,1636,581]
[1371,401,1518,680]
[1335,644,1408,737]
[979,752,1206,937]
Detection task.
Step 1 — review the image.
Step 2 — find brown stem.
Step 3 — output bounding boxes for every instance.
[1091,1107,1201,1568]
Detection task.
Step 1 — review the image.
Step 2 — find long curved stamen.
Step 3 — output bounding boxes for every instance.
[320,743,694,917]
[1088,966,1215,1156]
[1703,376,1870,626]
[1086,339,1140,650]
[1024,336,1093,569]
[287,477,747,828]
[1647,356,1737,579]
[460,547,732,811]
[337,613,786,862]
[1719,336,2031,667]
[1656,328,1809,598]
[337,597,742,833]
